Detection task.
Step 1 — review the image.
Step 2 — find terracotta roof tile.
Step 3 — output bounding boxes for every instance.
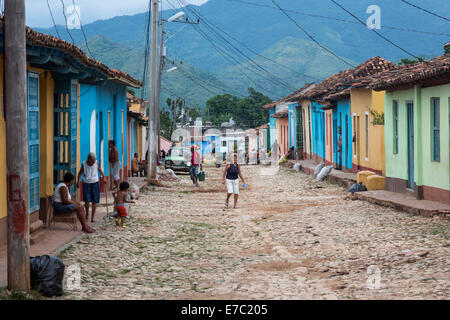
[0,16,142,88]
[293,57,397,102]
[370,52,450,90]
[262,82,316,109]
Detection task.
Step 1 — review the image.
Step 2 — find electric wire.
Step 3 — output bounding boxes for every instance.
[47,0,62,39]
[60,0,76,44]
[71,0,96,59]
[330,0,421,60]
[271,0,355,68]
[400,0,450,22]
[226,0,450,37]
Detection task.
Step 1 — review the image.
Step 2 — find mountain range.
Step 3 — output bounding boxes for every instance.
[35,0,450,109]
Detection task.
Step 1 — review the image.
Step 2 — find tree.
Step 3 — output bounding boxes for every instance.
[127,87,136,95]
[160,110,174,140]
[398,57,424,66]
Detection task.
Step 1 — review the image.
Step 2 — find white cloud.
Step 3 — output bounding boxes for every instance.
[25,0,208,28]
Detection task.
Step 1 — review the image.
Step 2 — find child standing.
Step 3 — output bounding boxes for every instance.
[113,181,135,228]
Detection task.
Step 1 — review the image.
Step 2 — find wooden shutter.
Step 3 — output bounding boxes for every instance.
[28,72,40,213]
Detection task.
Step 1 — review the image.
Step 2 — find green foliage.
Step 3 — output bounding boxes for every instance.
[160,110,174,140]
[368,108,385,125]
[127,88,136,95]
[397,57,424,66]
[205,87,271,129]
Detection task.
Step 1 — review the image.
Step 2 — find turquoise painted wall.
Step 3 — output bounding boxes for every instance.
[311,101,325,159]
[332,98,352,170]
[269,107,277,147]
[80,81,128,176]
[288,103,298,150]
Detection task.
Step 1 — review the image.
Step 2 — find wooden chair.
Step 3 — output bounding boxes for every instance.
[46,196,78,231]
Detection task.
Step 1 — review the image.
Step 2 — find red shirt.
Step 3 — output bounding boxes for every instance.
[191,151,200,166]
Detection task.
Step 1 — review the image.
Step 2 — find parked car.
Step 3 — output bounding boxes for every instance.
[164,147,191,173]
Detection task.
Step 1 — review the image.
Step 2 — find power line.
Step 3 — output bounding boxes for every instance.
[71,0,95,59]
[330,0,421,60]
[178,0,319,83]
[60,0,76,44]
[165,0,286,99]
[141,0,152,100]
[270,0,355,68]
[178,0,297,91]
[165,0,284,98]
[227,0,450,37]
[47,0,62,39]
[400,0,450,23]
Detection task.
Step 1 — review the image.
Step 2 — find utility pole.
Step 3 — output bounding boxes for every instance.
[156,21,166,157]
[147,0,159,182]
[4,0,31,292]
[172,98,177,132]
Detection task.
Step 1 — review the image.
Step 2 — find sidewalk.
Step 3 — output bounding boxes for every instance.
[0,177,149,288]
[291,160,450,219]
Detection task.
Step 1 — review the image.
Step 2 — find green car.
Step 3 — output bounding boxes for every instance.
[164,147,191,173]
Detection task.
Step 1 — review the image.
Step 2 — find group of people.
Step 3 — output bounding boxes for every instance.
[52,140,135,233]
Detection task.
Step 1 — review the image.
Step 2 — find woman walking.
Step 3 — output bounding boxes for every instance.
[222,154,246,209]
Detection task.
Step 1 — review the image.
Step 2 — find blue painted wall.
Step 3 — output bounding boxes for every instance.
[311,101,326,160]
[332,98,352,170]
[80,81,128,176]
[288,103,298,150]
[269,107,277,147]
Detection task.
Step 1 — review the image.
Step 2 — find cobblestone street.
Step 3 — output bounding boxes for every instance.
[58,166,449,300]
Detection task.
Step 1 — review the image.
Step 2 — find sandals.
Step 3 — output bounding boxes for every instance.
[82,228,96,234]
[224,201,229,209]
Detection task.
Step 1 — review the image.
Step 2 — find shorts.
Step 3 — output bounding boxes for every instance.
[54,202,76,214]
[190,165,199,181]
[82,182,100,204]
[112,161,121,181]
[116,206,127,217]
[226,179,239,194]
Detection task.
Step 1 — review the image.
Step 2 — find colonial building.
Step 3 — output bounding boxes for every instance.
[371,45,450,204]
[0,21,141,246]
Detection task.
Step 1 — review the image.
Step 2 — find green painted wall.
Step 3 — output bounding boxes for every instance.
[384,84,450,192]
[384,88,415,182]
[420,84,450,191]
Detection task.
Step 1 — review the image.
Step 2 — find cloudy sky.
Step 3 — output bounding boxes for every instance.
[25,0,208,28]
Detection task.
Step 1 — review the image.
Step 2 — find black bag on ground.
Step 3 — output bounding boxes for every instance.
[30,255,65,297]
[348,182,367,195]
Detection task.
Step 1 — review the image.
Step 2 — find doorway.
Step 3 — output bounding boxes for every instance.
[407,102,415,190]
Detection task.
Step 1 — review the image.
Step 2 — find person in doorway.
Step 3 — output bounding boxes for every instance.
[54,172,95,234]
[161,149,166,161]
[222,153,246,209]
[77,152,105,222]
[337,126,343,171]
[190,145,201,187]
[271,140,281,162]
[108,140,121,190]
[286,146,295,160]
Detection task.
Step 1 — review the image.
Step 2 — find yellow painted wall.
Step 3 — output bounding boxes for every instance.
[129,102,141,113]
[36,70,55,197]
[350,88,386,175]
[0,58,6,219]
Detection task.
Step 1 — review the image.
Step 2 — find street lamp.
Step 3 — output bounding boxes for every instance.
[167,66,178,73]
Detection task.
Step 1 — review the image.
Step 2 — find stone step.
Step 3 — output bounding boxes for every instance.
[30,229,45,245]
[30,219,43,234]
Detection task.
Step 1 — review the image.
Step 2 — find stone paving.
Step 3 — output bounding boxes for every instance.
[56,166,449,300]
